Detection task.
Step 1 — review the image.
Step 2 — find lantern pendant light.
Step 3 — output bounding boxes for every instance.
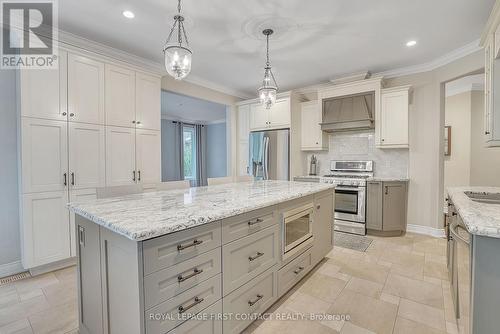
[163,0,192,80]
[258,29,278,109]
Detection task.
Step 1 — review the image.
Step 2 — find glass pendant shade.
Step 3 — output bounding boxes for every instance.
[258,29,278,109]
[164,45,192,80]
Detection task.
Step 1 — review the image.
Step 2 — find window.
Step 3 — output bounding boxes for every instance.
[183,126,196,180]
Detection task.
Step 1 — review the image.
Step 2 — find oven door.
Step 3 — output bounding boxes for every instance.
[334,186,365,223]
[283,205,314,254]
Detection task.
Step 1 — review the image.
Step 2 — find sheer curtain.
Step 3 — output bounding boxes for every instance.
[195,124,207,186]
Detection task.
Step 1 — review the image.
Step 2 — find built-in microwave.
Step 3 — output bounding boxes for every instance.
[282,204,314,258]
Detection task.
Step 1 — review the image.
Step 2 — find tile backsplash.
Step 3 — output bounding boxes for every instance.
[307,130,409,178]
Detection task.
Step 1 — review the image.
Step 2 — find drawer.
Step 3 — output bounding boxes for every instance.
[222,224,279,295]
[222,206,278,244]
[143,222,222,275]
[167,300,222,334]
[277,249,313,297]
[145,274,222,334]
[144,248,221,310]
[223,266,278,334]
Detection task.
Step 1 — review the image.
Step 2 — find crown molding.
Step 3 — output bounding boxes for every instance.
[375,39,481,79]
[183,74,252,100]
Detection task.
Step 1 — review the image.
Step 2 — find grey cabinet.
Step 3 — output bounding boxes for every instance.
[366,181,407,235]
[312,191,334,265]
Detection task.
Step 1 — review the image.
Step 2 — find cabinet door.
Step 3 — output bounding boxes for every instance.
[485,37,494,142]
[238,141,250,176]
[106,126,136,186]
[20,50,67,121]
[300,101,325,150]
[268,98,291,128]
[380,89,409,147]
[249,103,269,130]
[21,118,68,193]
[382,182,407,232]
[136,129,161,186]
[237,104,250,141]
[22,191,70,268]
[366,181,383,231]
[68,53,105,124]
[69,189,97,257]
[105,64,135,128]
[69,123,105,190]
[312,192,334,265]
[135,72,161,131]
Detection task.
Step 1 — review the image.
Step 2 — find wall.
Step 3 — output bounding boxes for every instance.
[444,92,472,189]
[470,90,500,186]
[161,120,181,181]
[0,69,21,273]
[206,123,227,178]
[307,131,409,178]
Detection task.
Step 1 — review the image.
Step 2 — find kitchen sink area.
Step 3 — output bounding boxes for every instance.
[465,191,500,204]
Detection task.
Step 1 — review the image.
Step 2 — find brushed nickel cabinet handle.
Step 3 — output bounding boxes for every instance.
[138,170,141,182]
[248,294,263,307]
[133,170,136,182]
[178,297,204,314]
[71,172,75,186]
[385,186,388,195]
[248,218,263,226]
[248,252,264,261]
[78,226,85,246]
[177,239,203,251]
[294,266,305,275]
[178,268,203,283]
[63,173,67,186]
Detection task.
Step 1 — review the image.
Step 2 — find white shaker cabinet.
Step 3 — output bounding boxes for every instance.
[300,101,328,151]
[20,50,68,121]
[105,64,136,128]
[249,97,291,131]
[377,86,410,148]
[68,123,106,190]
[21,118,68,193]
[21,191,70,268]
[106,126,137,186]
[136,129,161,186]
[68,54,105,124]
[237,104,251,176]
[135,72,161,131]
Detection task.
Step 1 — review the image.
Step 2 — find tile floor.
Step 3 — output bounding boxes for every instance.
[0,232,456,334]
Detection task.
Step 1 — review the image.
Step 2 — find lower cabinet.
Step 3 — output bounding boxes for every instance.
[312,191,334,265]
[277,249,312,297]
[167,300,222,334]
[366,181,408,234]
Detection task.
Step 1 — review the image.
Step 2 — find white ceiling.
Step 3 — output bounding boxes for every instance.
[161,91,227,123]
[59,0,494,97]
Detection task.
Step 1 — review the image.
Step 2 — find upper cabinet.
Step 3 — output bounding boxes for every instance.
[105,64,136,128]
[377,86,410,148]
[68,54,105,124]
[135,72,161,131]
[481,8,500,147]
[300,101,328,151]
[249,97,291,131]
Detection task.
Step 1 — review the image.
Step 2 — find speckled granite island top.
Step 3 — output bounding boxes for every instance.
[68,180,334,241]
[447,187,500,239]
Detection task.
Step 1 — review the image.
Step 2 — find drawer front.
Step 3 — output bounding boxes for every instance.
[278,249,313,297]
[144,248,222,310]
[143,222,222,275]
[222,206,278,243]
[223,266,278,334]
[222,225,279,295]
[167,300,222,334]
[145,274,222,334]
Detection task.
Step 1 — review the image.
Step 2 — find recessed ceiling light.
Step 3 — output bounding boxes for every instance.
[406,40,417,47]
[122,10,135,19]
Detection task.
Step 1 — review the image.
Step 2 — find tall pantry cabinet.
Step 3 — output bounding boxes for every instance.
[19,49,161,270]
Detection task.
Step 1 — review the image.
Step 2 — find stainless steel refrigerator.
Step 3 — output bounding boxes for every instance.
[249,129,290,180]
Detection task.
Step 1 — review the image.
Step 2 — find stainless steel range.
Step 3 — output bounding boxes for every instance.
[320,160,373,236]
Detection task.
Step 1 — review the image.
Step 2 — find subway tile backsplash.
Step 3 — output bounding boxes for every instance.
[307,130,409,178]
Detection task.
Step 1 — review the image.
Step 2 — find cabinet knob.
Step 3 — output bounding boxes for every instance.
[62,112,67,116]
[316,142,319,145]
[69,113,75,117]
[385,186,389,195]
[485,131,491,135]
[381,139,385,142]
[136,121,141,125]
[132,120,136,124]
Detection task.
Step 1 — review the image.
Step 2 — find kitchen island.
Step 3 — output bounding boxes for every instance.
[446,187,500,334]
[68,180,334,334]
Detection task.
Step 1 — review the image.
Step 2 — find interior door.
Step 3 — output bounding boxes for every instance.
[68,53,105,124]
[105,64,136,127]
[69,123,105,189]
[20,50,68,121]
[22,191,70,268]
[22,118,68,193]
[135,72,161,131]
[106,126,136,186]
[136,129,161,186]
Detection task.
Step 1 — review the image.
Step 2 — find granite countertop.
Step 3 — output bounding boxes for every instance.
[447,187,500,239]
[68,180,334,241]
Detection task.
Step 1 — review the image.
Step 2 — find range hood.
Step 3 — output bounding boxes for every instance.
[321,92,375,132]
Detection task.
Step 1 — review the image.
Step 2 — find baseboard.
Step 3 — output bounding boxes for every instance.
[0,260,25,278]
[407,224,446,238]
[29,257,76,277]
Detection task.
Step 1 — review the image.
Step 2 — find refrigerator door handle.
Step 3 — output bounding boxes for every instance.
[263,137,270,180]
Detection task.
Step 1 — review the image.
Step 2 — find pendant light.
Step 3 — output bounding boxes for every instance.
[258,29,278,109]
[163,0,192,80]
